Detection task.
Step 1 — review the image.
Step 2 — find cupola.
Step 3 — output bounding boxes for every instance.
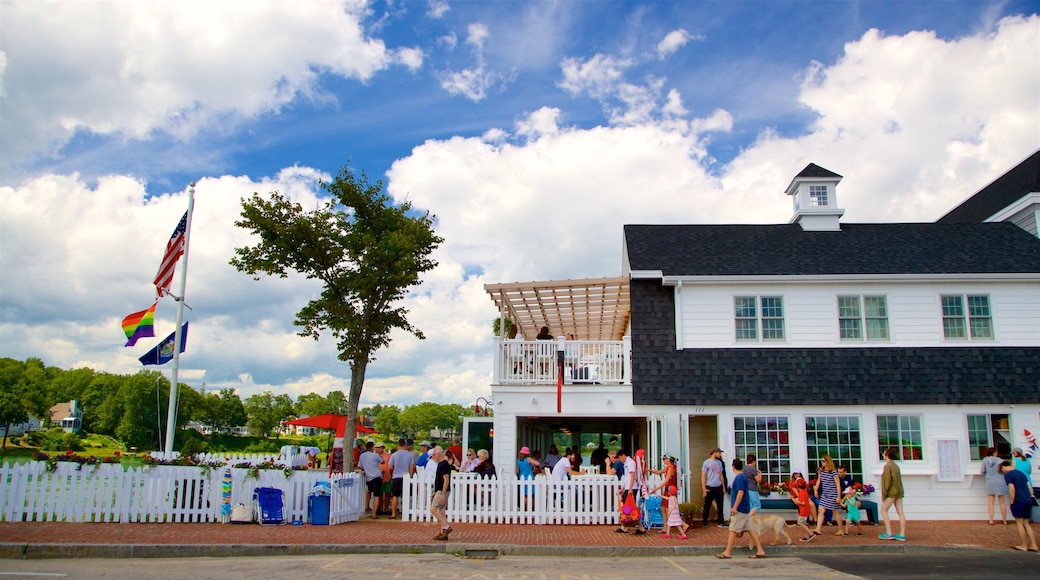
[785,163,844,231]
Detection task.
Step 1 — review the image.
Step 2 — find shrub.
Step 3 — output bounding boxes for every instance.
[36,429,84,452]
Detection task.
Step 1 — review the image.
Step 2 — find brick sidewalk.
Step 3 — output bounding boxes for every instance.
[1,519,1035,556]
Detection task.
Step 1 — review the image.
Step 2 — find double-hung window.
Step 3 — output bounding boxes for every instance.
[735,296,785,342]
[941,295,993,340]
[838,295,889,341]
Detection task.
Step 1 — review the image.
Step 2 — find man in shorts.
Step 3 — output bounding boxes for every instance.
[358,442,385,518]
[716,458,766,559]
[429,446,455,540]
[388,438,415,519]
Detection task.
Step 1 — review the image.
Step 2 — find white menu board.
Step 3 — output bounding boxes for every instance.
[935,439,963,482]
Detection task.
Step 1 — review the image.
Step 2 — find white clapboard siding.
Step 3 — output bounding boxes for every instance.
[0,462,363,524]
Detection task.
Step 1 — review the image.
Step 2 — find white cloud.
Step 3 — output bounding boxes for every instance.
[395,47,425,71]
[427,0,450,19]
[1,12,1037,410]
[467,23,491,49]
[656,29,695,59]
[558,54,633,99]
[436,22,515,101]
[515,107,562,140]
[0,1,393,168]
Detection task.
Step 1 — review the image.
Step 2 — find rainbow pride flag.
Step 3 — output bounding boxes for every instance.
[121,302,157,346]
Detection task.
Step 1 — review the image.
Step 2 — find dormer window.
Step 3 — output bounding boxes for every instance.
[809,185,828,206]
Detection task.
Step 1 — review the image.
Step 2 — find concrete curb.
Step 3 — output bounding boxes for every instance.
[0,541,1003,560]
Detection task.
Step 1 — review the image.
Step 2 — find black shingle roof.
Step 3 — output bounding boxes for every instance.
[939,151,1040,223]
[795,163,842,180]
[624,222,1040,276]
[629,280,1040,406]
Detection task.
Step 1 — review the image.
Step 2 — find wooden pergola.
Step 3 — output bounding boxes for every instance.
[484,276,631,341]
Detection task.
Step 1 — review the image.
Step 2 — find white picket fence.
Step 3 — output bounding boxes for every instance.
[0,462,363,524]
[149,451,309,468]
[402,472,669,525]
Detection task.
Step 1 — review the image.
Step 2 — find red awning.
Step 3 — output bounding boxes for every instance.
[284,414,376,437]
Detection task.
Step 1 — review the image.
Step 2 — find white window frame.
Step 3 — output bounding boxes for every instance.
[838,295,890,341]
[809,185,828,206]
[734,296,785,342]
[876,414,924,461]
[941,294,994,340]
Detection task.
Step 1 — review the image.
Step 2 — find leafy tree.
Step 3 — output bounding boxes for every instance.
[195,388,248,431]
[231,164,442,469]
[0,390,28,448]
[374,405,401,437]
[243,391,294,437]
[48,367,95,405]
[400,402,459,437]
[295,392,332,418]
[326,390,349,415]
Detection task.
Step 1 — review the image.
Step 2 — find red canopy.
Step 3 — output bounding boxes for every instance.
[284,414,376,437]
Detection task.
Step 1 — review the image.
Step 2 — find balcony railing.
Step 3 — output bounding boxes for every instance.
[492,338,630,385]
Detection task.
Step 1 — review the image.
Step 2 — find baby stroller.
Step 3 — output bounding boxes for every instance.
[253,487,286,525]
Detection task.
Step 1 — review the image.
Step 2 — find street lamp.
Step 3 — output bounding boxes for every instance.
[474,396,493,417]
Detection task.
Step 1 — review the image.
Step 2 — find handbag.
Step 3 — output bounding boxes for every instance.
[230,503,253,524]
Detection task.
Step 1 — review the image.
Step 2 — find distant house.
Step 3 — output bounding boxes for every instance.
[49,400,83,434]
[0,416,42,439]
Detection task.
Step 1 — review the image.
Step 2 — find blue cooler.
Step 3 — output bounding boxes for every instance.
[308,494,330,525]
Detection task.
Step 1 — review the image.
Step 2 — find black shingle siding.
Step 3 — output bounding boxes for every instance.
[630,279,1040,406]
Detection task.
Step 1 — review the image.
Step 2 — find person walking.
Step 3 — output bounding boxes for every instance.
[801,455,844,541]
[715,458,766,559]
[701,447,727,528]
[429,446,456,540]
[1001,459,1039,552]
[982,446,1008,525]
[878,447,907,541]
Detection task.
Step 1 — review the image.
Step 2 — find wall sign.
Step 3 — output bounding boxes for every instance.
[935,439,963,482]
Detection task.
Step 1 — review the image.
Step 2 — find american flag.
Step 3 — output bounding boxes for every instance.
[153,211,188,296]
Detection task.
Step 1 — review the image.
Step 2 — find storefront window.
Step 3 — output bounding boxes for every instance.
[733,415,790,488]
[805,416,863,480]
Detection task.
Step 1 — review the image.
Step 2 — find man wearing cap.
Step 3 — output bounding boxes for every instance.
[359,441,385,518]
[702,447,727,528]
[416,441,432,468]
[389,438,416,519]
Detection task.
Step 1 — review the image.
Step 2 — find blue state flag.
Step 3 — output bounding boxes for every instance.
[138,322,189,366]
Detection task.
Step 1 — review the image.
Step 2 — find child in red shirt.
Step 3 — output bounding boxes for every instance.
[790,472,814,537]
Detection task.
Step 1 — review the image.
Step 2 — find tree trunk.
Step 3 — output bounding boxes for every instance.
[343,357,368,472]
[1,422,8,449]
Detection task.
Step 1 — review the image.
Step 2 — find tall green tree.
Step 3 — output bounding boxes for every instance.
[231,164,442,469]
[243,391,294,437]
[374,405,401,437]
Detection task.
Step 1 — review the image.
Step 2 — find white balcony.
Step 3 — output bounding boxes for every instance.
[492,337,631,385]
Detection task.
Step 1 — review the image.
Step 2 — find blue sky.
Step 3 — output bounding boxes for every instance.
[1,0,1037,407]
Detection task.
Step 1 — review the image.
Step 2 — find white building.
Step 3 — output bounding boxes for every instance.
[484,151,1040,521]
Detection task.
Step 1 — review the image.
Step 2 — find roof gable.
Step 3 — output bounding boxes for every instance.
[939,150,1040,223]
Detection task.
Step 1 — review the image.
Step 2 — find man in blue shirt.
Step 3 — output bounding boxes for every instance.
[416,441,432,468]
[716,458,766,559]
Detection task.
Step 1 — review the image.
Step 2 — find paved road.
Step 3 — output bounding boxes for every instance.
[1,553,1037,580]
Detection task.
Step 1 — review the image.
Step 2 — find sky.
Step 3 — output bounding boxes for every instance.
[1,0,1038,409]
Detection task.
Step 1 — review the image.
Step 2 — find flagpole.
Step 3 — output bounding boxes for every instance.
[163,183,196,457]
